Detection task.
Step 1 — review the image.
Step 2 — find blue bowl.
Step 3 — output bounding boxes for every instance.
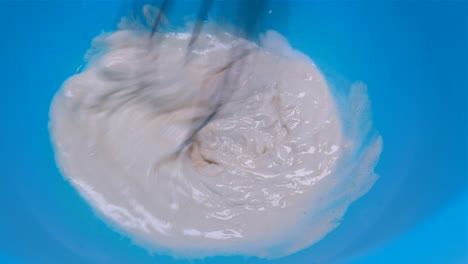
[1,1,466,263]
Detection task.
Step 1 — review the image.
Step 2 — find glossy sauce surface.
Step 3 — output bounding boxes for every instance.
[49,23,382,258]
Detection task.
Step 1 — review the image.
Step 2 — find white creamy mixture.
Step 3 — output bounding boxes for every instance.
[49,19,382,258]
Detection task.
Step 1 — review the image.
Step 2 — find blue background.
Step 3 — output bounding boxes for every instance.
[1,0,467,263]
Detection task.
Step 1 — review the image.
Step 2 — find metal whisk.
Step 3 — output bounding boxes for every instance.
[118,0,269,157]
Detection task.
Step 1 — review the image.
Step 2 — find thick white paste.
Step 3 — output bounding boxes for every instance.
[49,18,382,259]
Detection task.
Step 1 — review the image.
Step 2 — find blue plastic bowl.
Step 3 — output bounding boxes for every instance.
[1,1,466,263]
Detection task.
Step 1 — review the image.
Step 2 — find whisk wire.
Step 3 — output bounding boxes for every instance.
[124,0,270,160]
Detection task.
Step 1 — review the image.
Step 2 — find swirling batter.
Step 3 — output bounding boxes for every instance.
[49,22,382,258]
